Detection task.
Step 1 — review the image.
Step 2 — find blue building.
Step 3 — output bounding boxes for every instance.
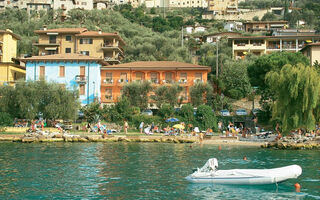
[22,54,103,105]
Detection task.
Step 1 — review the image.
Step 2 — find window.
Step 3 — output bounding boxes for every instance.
[150,72,158,83]
[59,66,65,77]
[40,66,45,79]
[119,73,127,82]
[81,2,87,5]
[80,51,89,56]
[105,88,112,100]
[65,48,71,53]
[180,72,187,83]
[80,38,93,44]
[195,73,202,82]
[66,35,72,41]
[105,72,112,83]
[135,72,144,81]
[79,84,85,95]
[165,72,173,83]
[49,35,56,44]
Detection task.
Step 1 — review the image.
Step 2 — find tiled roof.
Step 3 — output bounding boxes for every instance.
[34,28,87,34]
[20,54,103,62]
[0,30,21,40]
[103,61,211,70]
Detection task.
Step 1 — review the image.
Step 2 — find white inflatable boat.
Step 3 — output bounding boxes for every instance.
[186,158,302,185]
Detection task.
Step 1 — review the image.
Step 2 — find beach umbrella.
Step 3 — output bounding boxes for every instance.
[165,118,179,122]
[173,124,184,129]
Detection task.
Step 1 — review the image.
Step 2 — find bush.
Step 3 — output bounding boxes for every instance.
[158,104,175,119]
[195,105,217,131]
[228,89,243,100]
[0,112,13,126]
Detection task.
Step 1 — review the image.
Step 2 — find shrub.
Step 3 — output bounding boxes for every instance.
[195,105,217,131]
[0,112,13,126]
[228,89,243,100]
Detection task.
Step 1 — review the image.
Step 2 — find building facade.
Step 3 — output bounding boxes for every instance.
[33,27,125,64]
[100,61,211,105]
[300,43,320,66]
[0,29,25,86]
[231,35,320,59]
[22,54,103,105]
[243,21,288,33]
[207,0,238,14]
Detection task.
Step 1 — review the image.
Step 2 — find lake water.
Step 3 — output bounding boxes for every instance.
[0,142,319,199]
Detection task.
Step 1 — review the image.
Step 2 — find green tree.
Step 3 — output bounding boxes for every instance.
[195,105,217,131]
[220,58,253,99]
[0,81,79,120]
[190,82,212,107]
[80,102,101,123]
[158,104,175,119]
[261,12,278,21]
[266,64,320,133]
[122,81,152,110]
[178,104,195,125]
[252,16,259,21]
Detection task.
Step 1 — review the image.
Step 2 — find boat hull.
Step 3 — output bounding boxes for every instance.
[186,165,302,185]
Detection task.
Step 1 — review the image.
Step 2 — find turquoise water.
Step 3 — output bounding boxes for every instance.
[0,142,319,199]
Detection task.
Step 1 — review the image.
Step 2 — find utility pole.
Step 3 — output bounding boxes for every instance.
[181,26,184,47]
[216,37,220,78]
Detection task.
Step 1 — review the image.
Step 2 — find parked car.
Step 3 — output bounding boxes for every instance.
[141,109,153,116]
[220,109,231,116]
[235,109,248,116]
[252,108,262,115]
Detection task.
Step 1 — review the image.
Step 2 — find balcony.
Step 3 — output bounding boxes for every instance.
[75,75,87,84]
[150,79,159,84]
[104,57,120,64]
[33,41,60,46]
[193,79,203,83]
[101,43,124,54]
[118,79,128,84]
[163,80,175,84]
[178,79,188,84]
[105,95,113,100]
[102,79,114,85]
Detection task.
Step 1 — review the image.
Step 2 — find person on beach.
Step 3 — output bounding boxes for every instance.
[139,121,144,134]
[87,123,92,133]
[97,120,102,133]
[124,120,128,134]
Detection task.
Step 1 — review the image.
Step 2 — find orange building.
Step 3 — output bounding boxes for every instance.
[100,61,211,105]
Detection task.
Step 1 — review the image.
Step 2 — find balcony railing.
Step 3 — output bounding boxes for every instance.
[105,95,113,100]
[103,79,114,84]
[163,79,174,84]
[118,79,128,83]
[178,79,188,84]
[194,79,203,83]
[150,79,159,84]
[75,75,87,83]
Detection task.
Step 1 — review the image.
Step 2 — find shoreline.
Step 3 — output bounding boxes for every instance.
[0,133,265,146]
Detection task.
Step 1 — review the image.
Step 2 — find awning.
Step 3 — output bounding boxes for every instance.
[47,32,58,35]
[45,47,57,51]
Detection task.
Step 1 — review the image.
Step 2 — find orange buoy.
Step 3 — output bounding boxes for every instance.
[218,145,222,150]
[294,183,301,192]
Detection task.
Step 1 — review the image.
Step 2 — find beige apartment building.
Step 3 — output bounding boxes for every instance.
[300,43,320,66]
[231,35,320,59]
[33,27,125,64]
[207,0,238,14]
[243,21,288,33]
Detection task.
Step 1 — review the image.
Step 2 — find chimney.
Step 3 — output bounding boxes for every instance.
[43,25,47,31]
[98,29,102,34]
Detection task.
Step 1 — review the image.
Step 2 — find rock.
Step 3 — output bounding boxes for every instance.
[78,137,88,142]
[87,135,102,142]
[22,137,37,143]
[53,134,63,138]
